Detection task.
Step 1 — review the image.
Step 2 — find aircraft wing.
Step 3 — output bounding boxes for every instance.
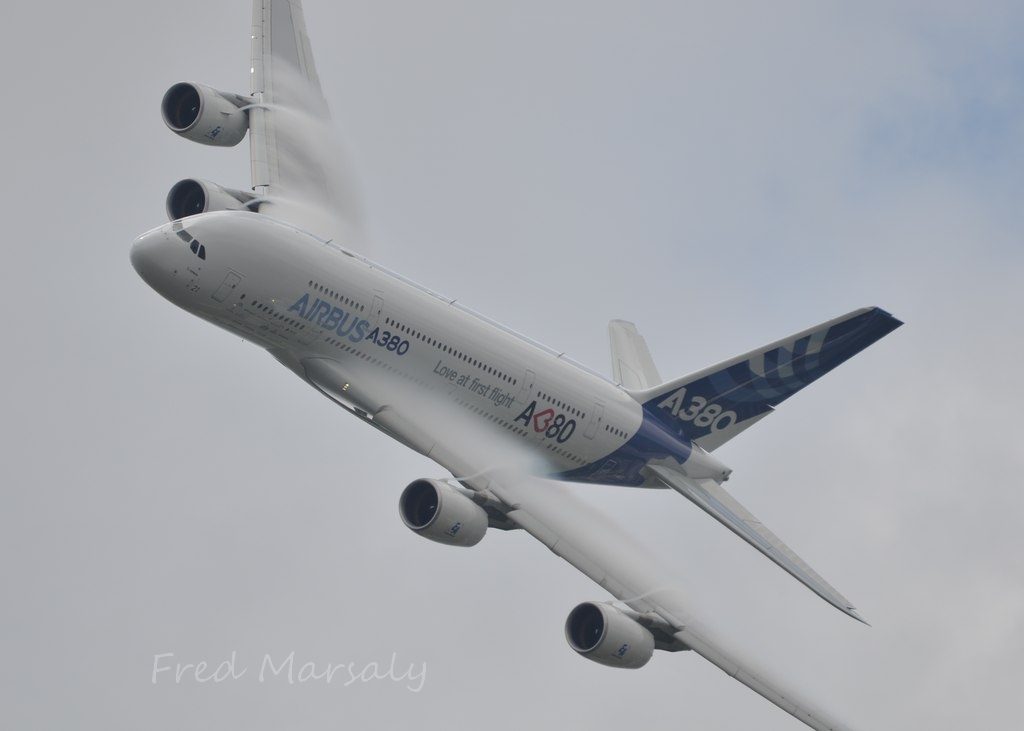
[367,402,859,731]
[646,465,864,623]
[500,490,857,731]
[249,0,323,194]
[249,0,359,241]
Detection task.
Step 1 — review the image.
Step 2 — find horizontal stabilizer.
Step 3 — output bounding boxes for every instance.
[648,464,864,623]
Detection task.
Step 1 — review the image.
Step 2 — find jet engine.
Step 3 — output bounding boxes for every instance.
[564,602,655,669]
[161,82,249,147]
[166,178,256,221]
[399,479,488,547]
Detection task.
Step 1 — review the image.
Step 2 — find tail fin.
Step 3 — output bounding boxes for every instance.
[630,307,902,451]
[609,320,662,389]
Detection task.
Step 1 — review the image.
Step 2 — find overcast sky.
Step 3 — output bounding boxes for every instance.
[2,1,1023,729]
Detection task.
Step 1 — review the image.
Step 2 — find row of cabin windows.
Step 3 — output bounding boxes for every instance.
[321,332,584,466]
[536,390,585,420]
[309,280,364,312]
[542,439,586,465]
[385,316,517,387]
[455,396,584,464]
[250,299,306,330]
[458,397,528,439]
[605,424,628,439]
[325,334,406,376]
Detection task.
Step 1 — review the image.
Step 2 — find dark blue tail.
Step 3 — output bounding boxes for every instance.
[632,307,902,451]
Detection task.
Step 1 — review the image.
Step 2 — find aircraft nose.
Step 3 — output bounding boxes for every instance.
[131,228,160,272]
[130,226,173,287]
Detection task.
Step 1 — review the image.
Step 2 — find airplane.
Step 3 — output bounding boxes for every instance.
[131,2,901,728]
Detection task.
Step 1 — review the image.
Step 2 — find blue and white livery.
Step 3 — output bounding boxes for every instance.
[131,3,901,729]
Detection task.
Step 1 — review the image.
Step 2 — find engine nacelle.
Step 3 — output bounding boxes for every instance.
[161,82,249,147]
[166,178,255,221]
[564,602,655,669]
[399,479,488,547]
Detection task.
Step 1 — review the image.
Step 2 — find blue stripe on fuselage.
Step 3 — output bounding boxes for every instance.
[557,411,693,486]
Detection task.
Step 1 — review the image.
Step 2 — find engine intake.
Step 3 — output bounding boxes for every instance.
[161,82,249,147]
[399,479,488,547]
[166,178,255,221]
[565,602,655,669]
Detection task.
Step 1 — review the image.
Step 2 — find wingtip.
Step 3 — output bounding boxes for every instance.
[846,607,871,626]
[870,306,904,329]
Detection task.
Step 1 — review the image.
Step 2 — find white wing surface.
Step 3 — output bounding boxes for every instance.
[362,401,859,731]
[647,464,864,623]
[249,0,360,241]
[249,0,323,193]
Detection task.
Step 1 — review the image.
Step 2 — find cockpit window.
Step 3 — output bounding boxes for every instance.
[174,224,206,259]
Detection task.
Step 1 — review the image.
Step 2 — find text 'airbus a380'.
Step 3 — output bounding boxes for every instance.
[131,2,901,728]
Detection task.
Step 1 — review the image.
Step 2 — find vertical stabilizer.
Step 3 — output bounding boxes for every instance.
[630,307,902,451]
[609,320,662,390]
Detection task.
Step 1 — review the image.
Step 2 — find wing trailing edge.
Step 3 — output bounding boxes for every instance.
[647,464,866,624]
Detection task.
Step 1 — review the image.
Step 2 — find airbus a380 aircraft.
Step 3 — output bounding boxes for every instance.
[131,2,900,728]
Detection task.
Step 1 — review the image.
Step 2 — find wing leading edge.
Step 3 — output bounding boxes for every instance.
[249,0,359,242]
[249,0,325,195]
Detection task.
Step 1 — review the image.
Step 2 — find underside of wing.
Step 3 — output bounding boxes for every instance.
[647,464,864,623]
[249,0,360,241]
[675,625,856,731]
[496,479,860,731]
[250,0,323,192]
[331,379,860,731]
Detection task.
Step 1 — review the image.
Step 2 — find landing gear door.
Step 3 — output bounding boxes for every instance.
[584,402,605,439]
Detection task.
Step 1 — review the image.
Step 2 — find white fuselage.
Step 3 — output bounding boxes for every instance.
[130,212,650,479]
